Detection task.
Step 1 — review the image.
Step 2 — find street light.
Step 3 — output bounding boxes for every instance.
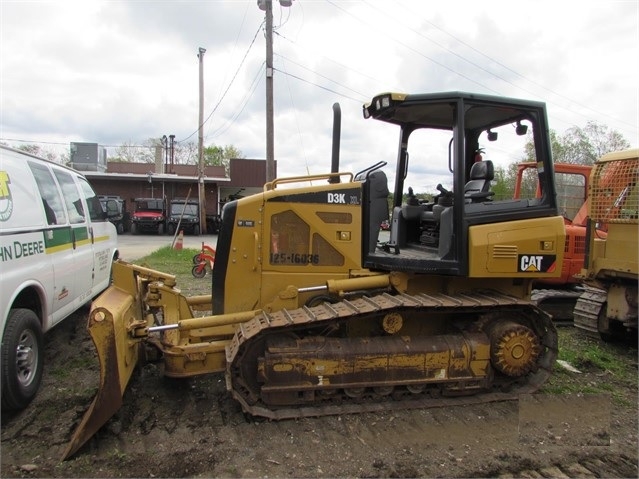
[257,0,293,181]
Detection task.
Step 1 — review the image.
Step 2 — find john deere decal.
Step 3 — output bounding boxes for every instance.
[0,170,13,222]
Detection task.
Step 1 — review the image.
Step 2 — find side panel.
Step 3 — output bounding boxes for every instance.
[261,182,363,309]
[212,200,263,315]
[592,223,638,277]
[211,181,365,315]
[468,216,565,278]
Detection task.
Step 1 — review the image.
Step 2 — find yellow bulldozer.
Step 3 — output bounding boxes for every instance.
[63,92,566,459]
[573,148,639,340]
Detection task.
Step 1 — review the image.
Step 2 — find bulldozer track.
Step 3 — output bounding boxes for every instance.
[531,288,584,326]
[226,290,558,420]
[573,286,607,335]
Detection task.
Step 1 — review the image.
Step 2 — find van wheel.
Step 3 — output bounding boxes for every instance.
[193,224,200,236]
[131,223,137,235]
[158,223,165,235]
[1,309,44,410]
[167,223,175,236]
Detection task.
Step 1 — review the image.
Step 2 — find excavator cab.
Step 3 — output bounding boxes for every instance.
[362,92,560,277]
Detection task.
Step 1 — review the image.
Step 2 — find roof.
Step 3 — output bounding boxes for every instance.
[82,171,230,184]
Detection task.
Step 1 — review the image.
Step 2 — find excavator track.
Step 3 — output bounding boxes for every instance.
[531,288,584,325]
[226,290,558,419]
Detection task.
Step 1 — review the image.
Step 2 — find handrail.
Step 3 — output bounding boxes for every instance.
[264,172,354,191]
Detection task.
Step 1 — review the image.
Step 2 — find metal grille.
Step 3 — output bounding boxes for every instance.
[573,234,586,255]
[590,158,638,224]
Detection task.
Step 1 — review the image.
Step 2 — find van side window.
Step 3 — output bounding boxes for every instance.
[28,161,67,226]
[78,178,104,221]
[53,170,85,224]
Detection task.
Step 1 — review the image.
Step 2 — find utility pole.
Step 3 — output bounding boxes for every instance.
[264,0,275,182]
[259,0,292,182]
[197,47,207,233]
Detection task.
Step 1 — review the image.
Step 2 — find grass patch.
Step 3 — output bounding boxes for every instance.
[133,245,212,296]
[135,246,201,277]
[50,356,97,379]
[557,330,633,378]
[542,329,637,404]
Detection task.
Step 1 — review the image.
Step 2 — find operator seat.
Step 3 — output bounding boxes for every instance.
[464,160,494,202]
[361,169,389,253]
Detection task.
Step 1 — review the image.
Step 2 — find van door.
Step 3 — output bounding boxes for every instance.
[27,161,76,320]
[77,177,114,292]
[52,169,95,306]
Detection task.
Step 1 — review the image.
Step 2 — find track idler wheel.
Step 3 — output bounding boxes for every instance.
[489,321,541,377]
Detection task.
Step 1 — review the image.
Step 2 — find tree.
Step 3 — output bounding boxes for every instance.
[202,144,244,175]
[541,121,630,165]
[111,140,144,163]
[5,143,68,164]
[495,121,631,196]
[109,140,243,170]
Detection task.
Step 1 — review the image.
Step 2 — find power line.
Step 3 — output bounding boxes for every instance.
[208,62,266,140]
[355,0,637,134]
[324,0,501,95]
[177,20,264,144]
[391,0,637,131]
[275,52,369,100]
[274,68,364,103]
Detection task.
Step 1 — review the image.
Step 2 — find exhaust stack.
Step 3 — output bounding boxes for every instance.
[329,102,341,183]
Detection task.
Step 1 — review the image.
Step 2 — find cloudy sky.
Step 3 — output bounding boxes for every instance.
[1,0,638,192]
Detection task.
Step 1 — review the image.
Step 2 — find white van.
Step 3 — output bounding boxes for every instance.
[0,145,119,409]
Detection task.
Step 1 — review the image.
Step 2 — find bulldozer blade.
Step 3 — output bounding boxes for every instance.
[62,280,142,460]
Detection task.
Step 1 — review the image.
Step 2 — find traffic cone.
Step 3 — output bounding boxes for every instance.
[174,230,184,251]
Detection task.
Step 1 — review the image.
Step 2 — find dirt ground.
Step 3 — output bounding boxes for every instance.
[1,305,637,478]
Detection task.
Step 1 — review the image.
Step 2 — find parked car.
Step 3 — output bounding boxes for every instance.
[130,197,166,235]
[167,198,200,236]
[99,195,129,234]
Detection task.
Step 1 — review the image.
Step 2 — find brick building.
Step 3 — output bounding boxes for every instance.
[80,158,271,228]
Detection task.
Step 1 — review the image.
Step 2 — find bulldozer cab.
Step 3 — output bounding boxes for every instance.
[362,92,558,276]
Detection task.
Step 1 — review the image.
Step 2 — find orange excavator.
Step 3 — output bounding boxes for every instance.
[514,162,598,322]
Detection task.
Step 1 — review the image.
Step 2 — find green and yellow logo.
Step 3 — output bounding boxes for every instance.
[0,170,13,222]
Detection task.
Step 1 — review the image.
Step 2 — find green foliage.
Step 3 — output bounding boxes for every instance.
[137,246,200,276]
[110,139,244,168]
[203,144,243,165]
[542,329,636,404]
